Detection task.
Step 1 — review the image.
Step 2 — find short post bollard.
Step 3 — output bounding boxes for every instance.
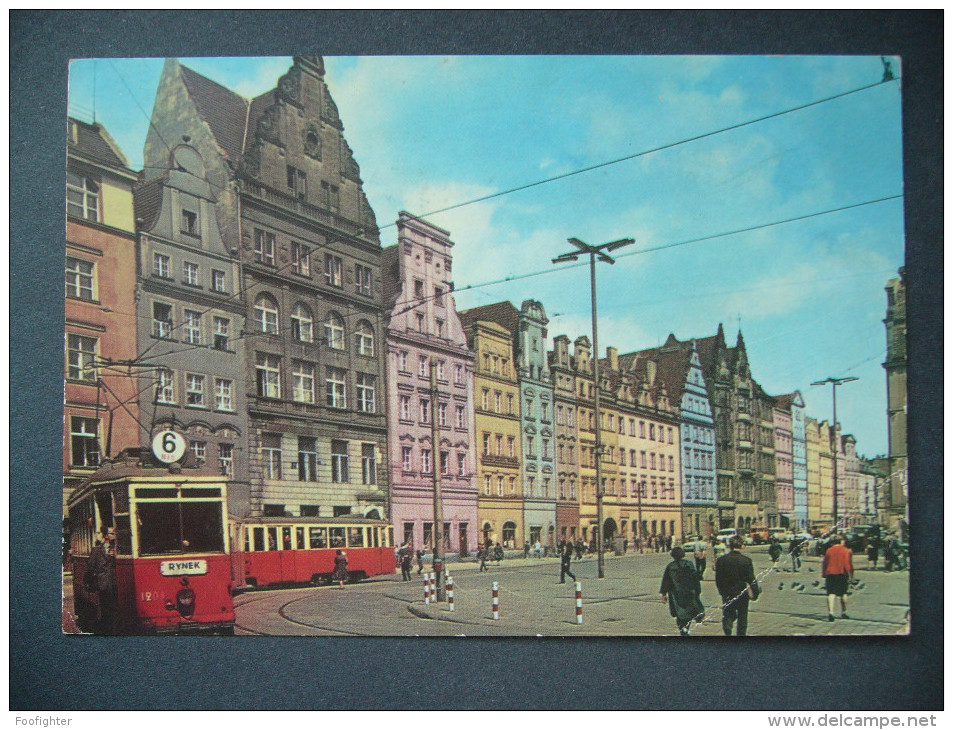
[575,581,583,625]
[492,581,500,620]
[424,573,431,604]
[447,576,455,612]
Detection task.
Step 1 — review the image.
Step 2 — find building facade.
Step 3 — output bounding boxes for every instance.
[550,335,580,544]
[142,56,389,519]
[133,142,251,516]
[883,269,908,536]
[64,118,141,512]
[773,400,794,528]
[459,310,524,549]
[383,212,477,555]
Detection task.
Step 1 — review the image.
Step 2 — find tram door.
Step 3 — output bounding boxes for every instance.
[278,526,297,582]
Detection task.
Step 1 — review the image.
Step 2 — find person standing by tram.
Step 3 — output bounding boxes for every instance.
[332,549,349,589]
[85,527,117,634]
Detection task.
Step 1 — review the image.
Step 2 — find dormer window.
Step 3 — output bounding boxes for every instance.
[181,209,198,236]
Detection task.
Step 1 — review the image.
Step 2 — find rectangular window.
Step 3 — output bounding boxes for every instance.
[291,242,311,276]
[455,405,465,429]
[212,269,227,293]
[153,252,171,279]
[70,416,100,467]
[420,398,431,424]
[399,395,411,421]
[482,433,490,456]
[262,434,282,480]
[184,261,200,286]
[355,328,374,357]
[292,361,316,404]
[256,353,281,399]
[402,446,413,472]
[155,369,175,404]
[287,166,307,200]
[484,475,491,495]
[507,436,515,457]
[218,443,233,477]
[361,443,377,485]
[331,440,349,482]
[421,449,431,474]
[67,171,99,221]
[183,310,202,344]
[356,373,376,413]
[398,351,409,372]
[152,302,173,339]
[189,440,206,464]
[181,209,198,235]
[213,317,230,350]
[355,264,372,296]
[437,402,447,426]
[65,256,95,300]
[298,437,317,481]
[66,333,97,381]
[321,180,340,212]
[185,373,205,407]
[457,453,466,477]
[454,364,463,384]
[326,367,347,408]
[214,378,233,411]
[254,229,276,266]
[434,286,444,306]
[324,254,343,287]
[419,356,428,377]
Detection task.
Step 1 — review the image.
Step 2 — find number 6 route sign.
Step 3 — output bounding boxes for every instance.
[152,430,187,464]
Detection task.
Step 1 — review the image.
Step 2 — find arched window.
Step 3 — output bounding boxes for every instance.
[254,294,279,334]
[324,311,344,349]
[502,521,517,549]
[354,320,374,356]
[291,303,313,343]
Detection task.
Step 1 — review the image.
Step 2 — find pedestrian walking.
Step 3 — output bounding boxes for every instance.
[332,549,349,588]
[789,538,802,572]
[400,547,413,581]
[822,535,854,621]
[575,539,584,560]
[559,541,576,584]
[693,542,707,577]
[524,541,530,559]
[84,527,117,634]
[533,540,542,558]
[479,544,489,572]
[660,546,704,636]
[768,539,783,570]
[714,536,760,637]
[494,542,504,565]
[866,540,879,570]
[416,549,424,574]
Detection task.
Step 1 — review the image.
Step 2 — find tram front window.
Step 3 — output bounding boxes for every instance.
[137,502,225,555]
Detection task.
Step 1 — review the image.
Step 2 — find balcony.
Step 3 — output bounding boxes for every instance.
[481,454,520,469]
[240,179,368,238]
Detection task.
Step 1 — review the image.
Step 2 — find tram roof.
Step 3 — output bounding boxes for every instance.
[67,448,225,505]
[242,516,390,526]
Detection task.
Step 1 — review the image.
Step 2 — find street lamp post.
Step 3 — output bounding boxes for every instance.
[553,236,634,578]
[811,376,858,530]
[430,360,445,601]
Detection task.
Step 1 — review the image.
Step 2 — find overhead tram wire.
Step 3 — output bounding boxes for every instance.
[373,74,900,232]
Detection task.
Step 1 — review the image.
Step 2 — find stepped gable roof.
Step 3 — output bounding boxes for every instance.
[380,244,402,314]
[178,63,250,161]
[133,175,167,231]
[753,380,775,403]
[619,340,691,403]
[246,88,277,151]
[457,301,519,338]
[68,117,129,170]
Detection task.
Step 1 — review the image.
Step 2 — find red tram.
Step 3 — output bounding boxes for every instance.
[235,517,396,588]
[68,452,235,635]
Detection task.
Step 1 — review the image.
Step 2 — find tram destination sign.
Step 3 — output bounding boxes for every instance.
[160,560,208,577]
[152,430,187,464]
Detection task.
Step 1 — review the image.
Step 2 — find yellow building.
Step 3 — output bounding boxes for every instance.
[460,313,523,549]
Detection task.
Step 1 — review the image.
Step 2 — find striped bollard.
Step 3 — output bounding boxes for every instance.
[447,576,455,611]
[575,581,583,625]
[424,573,431,604]
[492,581,500,620]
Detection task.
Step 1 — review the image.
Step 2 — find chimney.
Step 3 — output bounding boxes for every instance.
[607,347,618,372]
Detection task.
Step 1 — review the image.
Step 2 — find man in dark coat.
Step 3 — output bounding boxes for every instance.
[714,535,759,636]
[660,546,704,636]
[85,528,117,634]
[559,541,576,584]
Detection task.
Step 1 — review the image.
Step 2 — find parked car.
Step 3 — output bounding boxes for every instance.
[715,528,738,544]
[769,528,793,542]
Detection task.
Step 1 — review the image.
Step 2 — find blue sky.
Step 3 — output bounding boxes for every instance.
[68,55,904,457]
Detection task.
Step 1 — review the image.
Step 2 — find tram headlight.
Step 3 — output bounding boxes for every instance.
[176,587,196,618]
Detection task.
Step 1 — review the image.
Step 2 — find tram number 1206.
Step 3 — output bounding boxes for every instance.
[140,591,165,603]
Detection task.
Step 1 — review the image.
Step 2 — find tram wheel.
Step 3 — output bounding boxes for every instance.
[310,574,322,586]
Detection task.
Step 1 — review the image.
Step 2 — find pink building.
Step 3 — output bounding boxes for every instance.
[773,403,795,525]
[383,212,478,556]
